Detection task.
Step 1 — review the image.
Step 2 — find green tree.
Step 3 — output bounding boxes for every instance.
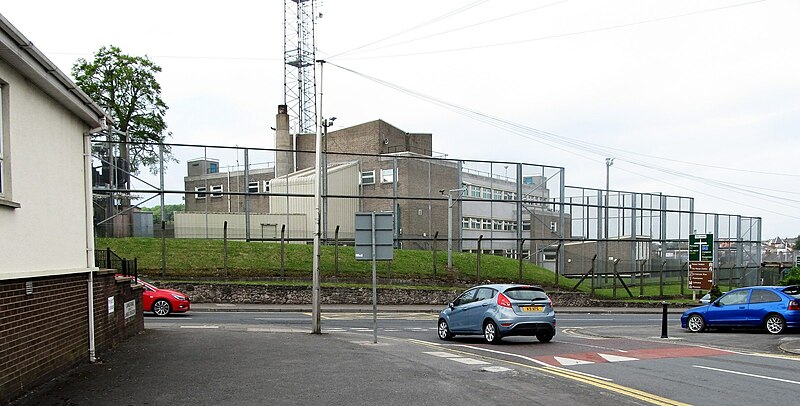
[72,45,174,174]
[140,204,185,224]
[794,235,800,250]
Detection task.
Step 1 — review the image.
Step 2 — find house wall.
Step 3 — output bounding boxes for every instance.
[0,58,91,279]
[0,272,144,404]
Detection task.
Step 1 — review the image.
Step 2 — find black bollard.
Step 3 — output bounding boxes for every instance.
[661,301,669,338]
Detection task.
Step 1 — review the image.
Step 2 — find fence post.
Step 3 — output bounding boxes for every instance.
[518,240,524,283]
[729,264,734,289]
[680,260,685,295]
[477,235,483,281]
[640,259,647,297]
[612,259,620,299]
[161,220,166,278]
[280,224,286,277]
[106,248,111,270]
[223,221,228,277]
[432,232,438,276]
[334,225,340,277]
[660,260,666,297]
[591,255,596,295]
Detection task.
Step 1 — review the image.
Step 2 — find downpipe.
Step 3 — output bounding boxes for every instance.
[84,123,104,363]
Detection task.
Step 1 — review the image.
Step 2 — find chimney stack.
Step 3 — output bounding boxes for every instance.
[275,105,293,177]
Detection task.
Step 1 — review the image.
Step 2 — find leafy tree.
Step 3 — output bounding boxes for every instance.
[72,45,175,174]
[781,267,800,286]
[140,204,185,224]
[708,285,723,302]
[794,235,800,250]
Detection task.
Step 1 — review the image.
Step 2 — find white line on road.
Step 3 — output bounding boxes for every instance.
[455,345,613,382]
[180,325,219,329]
[693,365,800,385]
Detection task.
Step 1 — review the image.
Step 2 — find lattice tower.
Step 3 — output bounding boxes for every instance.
[284,0,317,134]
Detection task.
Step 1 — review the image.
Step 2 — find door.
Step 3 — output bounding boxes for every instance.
[745,289,783,326]
[705,289,750,326]
[460,287,496,332]
[448,288,477,332]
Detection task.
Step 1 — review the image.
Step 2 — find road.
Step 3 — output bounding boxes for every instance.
[14,310,800,405]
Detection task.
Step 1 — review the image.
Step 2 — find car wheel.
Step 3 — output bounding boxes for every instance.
[536,333,554,343]
[483,320,502,344]
[765,314,785,334]
[437,319,453,340]
[152,299,172,317]
[687,314,705,333]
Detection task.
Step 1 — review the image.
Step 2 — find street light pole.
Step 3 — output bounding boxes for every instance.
[604,157,615,282]
[321,117,336,243]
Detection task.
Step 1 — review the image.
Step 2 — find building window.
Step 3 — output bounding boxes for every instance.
[470,185,480,198]
[195,186,206,199]
[361,170,375,185]
[263,180,270,193]
[522,220,531,231]
[482,187,491,199]
[462,218,469,229]
[493,189,502,200]
[481,218,492,230]
[380,168,395,183]
[211,184,223,197]
[523,176,535,185]
[550,221,558,233]
[208,162,219,174]
[248,181,259,193]
[470,218,480,229]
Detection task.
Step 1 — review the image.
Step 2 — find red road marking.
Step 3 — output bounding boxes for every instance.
[537,346,732,367]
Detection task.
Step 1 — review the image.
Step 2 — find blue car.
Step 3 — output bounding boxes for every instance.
[681,286,800,334]
[438,284,556,344]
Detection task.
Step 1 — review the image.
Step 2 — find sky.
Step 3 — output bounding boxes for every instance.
[3,0,799,239]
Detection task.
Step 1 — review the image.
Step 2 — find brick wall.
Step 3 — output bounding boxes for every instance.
[0,271,143,403]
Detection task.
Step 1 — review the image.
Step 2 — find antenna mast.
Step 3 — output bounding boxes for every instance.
[284,0,318,134]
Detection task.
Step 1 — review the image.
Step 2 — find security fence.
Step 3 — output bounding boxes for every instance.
[91,135,765,296]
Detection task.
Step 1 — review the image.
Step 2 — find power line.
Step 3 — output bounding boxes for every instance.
[337,0,767,60]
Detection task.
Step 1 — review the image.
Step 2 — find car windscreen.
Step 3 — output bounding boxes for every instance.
[503,287,548,301]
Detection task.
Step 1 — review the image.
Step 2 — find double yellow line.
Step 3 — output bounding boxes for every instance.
[408,339,690,406]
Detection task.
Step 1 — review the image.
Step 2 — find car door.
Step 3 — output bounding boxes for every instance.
[705,289,750,326]
[460,287,496,332]
[448,288,477,332]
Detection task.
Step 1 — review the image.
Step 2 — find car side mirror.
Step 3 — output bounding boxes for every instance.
[713,301,721,307]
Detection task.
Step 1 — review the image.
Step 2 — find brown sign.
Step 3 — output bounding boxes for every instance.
[688,261,713,290]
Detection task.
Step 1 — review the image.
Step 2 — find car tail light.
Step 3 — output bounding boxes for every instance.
[789,300,800,311]
[497,293,512,308]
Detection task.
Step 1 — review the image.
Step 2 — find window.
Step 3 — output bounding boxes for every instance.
[522,221,531,231]
[210,184,223,197]
[361,170,375,185]
[481,218,492,230]
[380,168,395,183]
[475,288,495,301]
[550,221,558,233]
[470,185,480,198]
[493,189,502,200]
[248,181,259,193]
[263,180,271,193]
[482,187,491,199]
[750,289,781,304]
[719,290,749,306]
[522,176,536,185]
[208,162,218,174]
[194,186,207,199]
[454,288,478,306]
[462,218,469,229]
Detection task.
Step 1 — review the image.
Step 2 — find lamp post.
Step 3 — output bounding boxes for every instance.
[604,158,615,283]
[321,117,336,242]
[443,188,466,268]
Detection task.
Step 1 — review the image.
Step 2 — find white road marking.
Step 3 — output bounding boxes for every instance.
[214,304,236,307]
[458,345,613,381]
[598,353,639,362]
[693,365,800,385]
[482,366,512,372]
[180,325,219,329]
[451,358,491,365]
[425,351,462,358]
[554,356,594,366]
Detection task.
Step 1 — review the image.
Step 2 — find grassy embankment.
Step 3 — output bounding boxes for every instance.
[97,238,702,301]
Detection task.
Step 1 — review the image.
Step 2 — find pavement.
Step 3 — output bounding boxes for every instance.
[189,302,800,355]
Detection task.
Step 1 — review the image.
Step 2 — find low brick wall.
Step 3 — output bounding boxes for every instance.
[0,271,144,404]
[160,282,616,307]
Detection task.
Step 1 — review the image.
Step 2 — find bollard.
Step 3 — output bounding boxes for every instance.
[660,301,669,338]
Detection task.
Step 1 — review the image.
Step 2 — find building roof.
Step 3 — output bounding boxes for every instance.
[0,13,109,129]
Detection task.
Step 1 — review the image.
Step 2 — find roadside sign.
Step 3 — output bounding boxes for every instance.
[689,234,714,262]
[354,212,394,261]
[688,261,713,290]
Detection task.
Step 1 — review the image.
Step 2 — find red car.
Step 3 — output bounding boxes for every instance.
[137,279,191,316]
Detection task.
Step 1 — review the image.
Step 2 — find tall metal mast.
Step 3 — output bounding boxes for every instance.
[284,0,317,135]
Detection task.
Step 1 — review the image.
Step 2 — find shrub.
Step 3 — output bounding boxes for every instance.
[708,285,723,302]
[780,267,800,285]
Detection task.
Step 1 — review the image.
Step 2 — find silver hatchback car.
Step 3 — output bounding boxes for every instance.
[438,284,556,344]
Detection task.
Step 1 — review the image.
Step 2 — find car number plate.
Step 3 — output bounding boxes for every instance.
[521,306,543,312]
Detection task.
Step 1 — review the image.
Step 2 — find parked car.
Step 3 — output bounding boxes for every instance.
[137,279,191,316]
[438,284,556,344]
[681,286,800,334]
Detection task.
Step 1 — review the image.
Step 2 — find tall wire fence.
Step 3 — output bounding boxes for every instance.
[91,136,771,296]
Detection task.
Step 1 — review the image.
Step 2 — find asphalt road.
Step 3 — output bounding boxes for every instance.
[12,311,800,406]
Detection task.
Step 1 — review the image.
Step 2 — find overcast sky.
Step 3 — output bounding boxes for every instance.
[3,0,799,238]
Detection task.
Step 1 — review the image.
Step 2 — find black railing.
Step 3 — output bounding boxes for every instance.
[95,248,138,280]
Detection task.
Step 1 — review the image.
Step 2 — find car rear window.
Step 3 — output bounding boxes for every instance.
[503,287,548,301]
